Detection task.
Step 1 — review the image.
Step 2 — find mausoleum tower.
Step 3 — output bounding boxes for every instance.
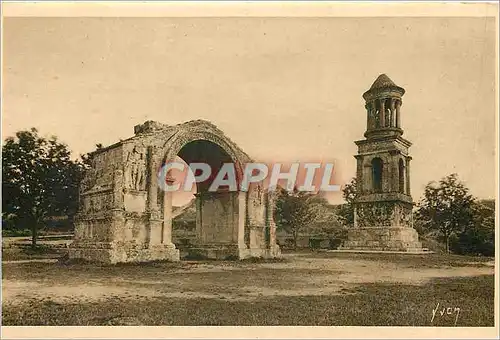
[341,74,423,252]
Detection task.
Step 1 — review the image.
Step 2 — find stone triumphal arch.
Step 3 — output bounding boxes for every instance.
[69,120,281,263]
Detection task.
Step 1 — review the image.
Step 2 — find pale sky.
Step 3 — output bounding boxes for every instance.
[2,17,497,204]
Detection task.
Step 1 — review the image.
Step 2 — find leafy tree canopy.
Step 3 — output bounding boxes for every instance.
[2,128,88,245]
[416,173,477,253]
[274,187,343,248]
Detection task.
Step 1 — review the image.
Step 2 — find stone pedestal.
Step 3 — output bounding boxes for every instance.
[186,244,280,260]
[341,227,422,252]
[69,242,180,264]
[341,197,423,253]
[68,208,181,264]
[239,245,282,259]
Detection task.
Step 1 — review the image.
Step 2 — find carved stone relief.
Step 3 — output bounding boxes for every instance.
[125,146,146,191]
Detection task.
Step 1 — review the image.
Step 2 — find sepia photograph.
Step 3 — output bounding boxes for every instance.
[1,1,498,339]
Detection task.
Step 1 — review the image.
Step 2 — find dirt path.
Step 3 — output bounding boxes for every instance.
[2,253,494,305]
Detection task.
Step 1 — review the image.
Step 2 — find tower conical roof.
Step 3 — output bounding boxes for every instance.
[370,74,397,89]
[363,73,405,100]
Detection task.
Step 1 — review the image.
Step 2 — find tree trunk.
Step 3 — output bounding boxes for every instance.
[445,233,450,254]
[293,230,298,250]
[31,222,38,248]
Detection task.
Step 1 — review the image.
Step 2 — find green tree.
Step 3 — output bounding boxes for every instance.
[415,173,475,253]
[451,199,495,256]
[337,178,358,227]
[274,187,341,249]
[2,128,86,246]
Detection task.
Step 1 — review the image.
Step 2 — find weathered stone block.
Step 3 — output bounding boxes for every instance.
[342,227,422,252]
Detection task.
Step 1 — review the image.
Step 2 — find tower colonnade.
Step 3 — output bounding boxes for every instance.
[366,97,402,130]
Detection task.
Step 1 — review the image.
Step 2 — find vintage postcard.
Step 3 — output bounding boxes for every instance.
[1,1,498,339]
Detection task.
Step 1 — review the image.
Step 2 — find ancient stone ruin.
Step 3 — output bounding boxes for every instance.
[69,74,423,263]
[69,120,281,263]
[342,74,423,252]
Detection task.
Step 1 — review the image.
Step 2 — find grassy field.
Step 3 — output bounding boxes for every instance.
[2,250,495,326]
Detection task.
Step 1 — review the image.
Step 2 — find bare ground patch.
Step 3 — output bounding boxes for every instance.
[2,253,494,306]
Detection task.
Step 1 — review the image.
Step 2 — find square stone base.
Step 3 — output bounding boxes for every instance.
[68,242,180,264]
[239,245,282,260]
[341,227,423,252]
[186,244,282,260]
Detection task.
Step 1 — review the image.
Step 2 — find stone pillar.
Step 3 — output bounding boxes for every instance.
[237,191,246,249]
[353,205,358,228]
[162,177,174,245]
[247,184,264,250]
[146,146,158,213]
[266,192,277,249]
[370,104,376,129]
[396,100,402,128]
[146,146,162,246]
[390,98,396,127]
[244,191,250,248]
[390,152,399,192]
[109,169,125,243]
[195,193,203,245]
[405,157,411,195]
[363,163,372,193]
[379,99,385,128]
[355,155,363,193]
[366,104,370,131]
[382,157,389,192]
[112,169,125,210]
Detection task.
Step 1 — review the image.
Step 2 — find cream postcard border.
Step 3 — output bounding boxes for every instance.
[1,1,498,339]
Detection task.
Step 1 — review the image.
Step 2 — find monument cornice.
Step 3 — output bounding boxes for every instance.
[355,134,412,148]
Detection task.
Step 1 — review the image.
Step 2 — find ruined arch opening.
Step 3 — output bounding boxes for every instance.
[371,157,383,193]
[177,140,235,193]
[162,139,243,251]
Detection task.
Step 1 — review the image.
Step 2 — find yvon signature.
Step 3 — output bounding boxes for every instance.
[431,302,460,326]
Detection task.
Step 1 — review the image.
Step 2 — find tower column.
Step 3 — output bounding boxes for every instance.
[405,157,412,195]
[388,150,399,192]
[368,102,376,130]
[371,103,376,129]
[396,100,402,128]
[355,155,363,193]
[379,99,386,128]
[366,104,370,131]
[390,98,396,127]
[394,157,400,192]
